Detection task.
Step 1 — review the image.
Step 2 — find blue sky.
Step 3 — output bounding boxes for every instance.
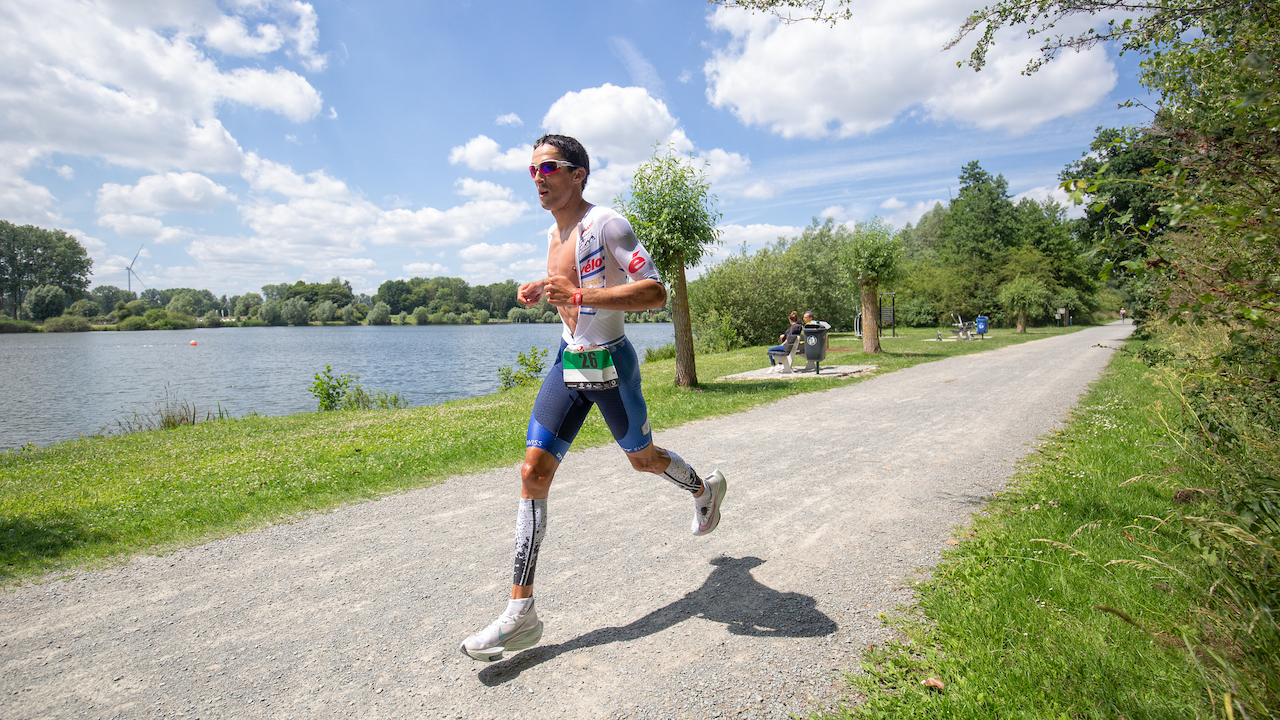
[3,0,1152,298]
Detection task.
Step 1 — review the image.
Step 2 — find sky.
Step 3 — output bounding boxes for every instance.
[2,0,1154,299]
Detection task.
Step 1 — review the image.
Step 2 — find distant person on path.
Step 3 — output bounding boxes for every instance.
[1120,307,1127,323]
[767,311,803,369]
[459,134,727,663]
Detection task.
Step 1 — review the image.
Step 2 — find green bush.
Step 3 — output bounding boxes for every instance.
[412,306,430,325]
[644,342,677,362]
[68,298,100,317]
[897,294,940,327]
[24,285,66,321]
[340,385,408,410]
[0,318,40,333]
[118,316,150,331]
[498,346,548,390]
[309,365,353,411]
[475,309,491,324]
[42,315,91,332]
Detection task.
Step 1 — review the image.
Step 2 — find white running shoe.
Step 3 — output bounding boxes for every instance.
[692,469,727,536]
[459,600,544,662]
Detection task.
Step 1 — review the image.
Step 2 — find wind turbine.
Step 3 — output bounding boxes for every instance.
[126,245,147,297]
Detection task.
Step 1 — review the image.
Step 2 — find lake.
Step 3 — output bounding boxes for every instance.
[0,323,676,450]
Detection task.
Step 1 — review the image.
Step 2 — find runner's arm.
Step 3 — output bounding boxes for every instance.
[538,275,666,311]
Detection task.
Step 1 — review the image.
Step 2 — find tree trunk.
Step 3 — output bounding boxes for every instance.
[1017,309,1027,333]
[861,282,881,354]
[671,261,698,387]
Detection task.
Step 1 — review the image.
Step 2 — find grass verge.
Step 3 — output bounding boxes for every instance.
[829,340,1220,719]
[2,325,1080,584]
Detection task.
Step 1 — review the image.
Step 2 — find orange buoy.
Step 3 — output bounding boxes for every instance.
[190,340,197,346]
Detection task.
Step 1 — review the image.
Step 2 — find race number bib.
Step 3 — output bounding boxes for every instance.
[562,345,619,390]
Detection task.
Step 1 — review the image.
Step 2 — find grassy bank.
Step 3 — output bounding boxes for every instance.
[2,325,1080,584]
[831,341,1221,719]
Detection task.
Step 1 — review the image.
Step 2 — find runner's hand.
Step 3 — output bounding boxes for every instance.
[517,280,543,306]
[541,275,578,307]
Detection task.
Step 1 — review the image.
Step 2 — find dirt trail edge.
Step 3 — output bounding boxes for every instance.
[1,323,1133,720]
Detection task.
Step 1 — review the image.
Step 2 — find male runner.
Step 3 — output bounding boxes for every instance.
[459,134,727,662]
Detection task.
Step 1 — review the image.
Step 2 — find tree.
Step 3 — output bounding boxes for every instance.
[24,285,66,321]
[234,293,263,318]
[412,306,430,325]
[0,222,93,318]
[280,297,311,326]
[68,298,100,317]
[842,219,903,353]
[998,277,1052,333]
[315,299,337,323]
[166,293,198,317]
[616,147,722,387]
[367,301,392,325]
[261,283,291,302]
[258,301,283,325]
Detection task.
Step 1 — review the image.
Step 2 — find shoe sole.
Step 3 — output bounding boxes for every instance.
[693,470,726,536]
[459,620,544,662]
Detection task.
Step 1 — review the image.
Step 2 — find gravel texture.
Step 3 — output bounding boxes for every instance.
[0,323,1133,719]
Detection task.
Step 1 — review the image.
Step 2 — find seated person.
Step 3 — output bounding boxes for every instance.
[768,311,803,367]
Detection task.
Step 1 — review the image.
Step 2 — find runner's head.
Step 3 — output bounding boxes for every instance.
[533,134,590,190]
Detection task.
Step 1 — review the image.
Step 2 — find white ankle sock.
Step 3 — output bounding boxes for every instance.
[505,597,534,618]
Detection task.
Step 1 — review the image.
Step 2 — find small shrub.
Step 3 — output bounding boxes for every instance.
[498,346,548,390]
[340,384,408,410]
[24,285,66,321]
[397,311,408,325]
[118,316,150,331]
[644,342,677,363]
[42,315,91,332]
[309,365,353,411]
[0,318,40,333]
[475,309,491,324]
[444,312,460,324]
[412,306,430,325]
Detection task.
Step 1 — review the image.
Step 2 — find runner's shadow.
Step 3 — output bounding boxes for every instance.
[477,556,835,686]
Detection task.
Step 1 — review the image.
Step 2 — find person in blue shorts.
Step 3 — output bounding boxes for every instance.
[459,134,727,662]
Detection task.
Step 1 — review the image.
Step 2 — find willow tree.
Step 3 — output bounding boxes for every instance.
[998,277,1051,333]
[616,148,722,387]
[842,219,902,354]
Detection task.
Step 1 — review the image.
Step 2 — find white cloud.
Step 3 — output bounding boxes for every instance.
[542,84,692,164]
[403,262,449,276]
[690,222,802,278]
[54,165,74,180]
[242,152,348,200]
[459,242,537,263]
[1014,184,1087,219]
[97,213,188,243]
[820,204,855,221]
[462,257,545,285]
[609,37,665,99]
[879,197,907,210]
[701,148,751,183]
[741,181,776,200]
[0,0,326,226]
[204,15,285,56]
[495,113,522,126]
[705,2,1115,137]
[97,172,233,214]
[882,198,946,228]
[448,135,533,172]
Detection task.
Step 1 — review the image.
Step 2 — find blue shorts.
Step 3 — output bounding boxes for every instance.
[526,336,652,462]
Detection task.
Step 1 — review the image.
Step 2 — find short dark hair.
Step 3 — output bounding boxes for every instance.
[534,134,590,190]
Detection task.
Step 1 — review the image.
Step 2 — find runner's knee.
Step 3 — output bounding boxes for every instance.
[520,449,558,498]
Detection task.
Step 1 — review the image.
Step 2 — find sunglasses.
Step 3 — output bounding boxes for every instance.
[528,160,580,178]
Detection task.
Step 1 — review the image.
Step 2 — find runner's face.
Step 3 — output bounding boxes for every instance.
[532,144,583,211]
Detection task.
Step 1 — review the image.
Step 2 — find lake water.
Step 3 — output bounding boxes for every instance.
[0,323,675,450]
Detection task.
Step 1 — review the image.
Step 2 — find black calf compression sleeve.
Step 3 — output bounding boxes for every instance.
[512,498,547,587]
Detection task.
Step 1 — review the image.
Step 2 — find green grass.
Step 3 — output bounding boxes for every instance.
[828,343,1218,719]
[1,325,1081,583]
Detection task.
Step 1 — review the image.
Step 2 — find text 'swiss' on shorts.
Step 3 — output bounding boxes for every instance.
[525,336,652,462]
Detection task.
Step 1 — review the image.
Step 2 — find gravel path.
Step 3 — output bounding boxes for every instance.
[1,323,1133,719]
